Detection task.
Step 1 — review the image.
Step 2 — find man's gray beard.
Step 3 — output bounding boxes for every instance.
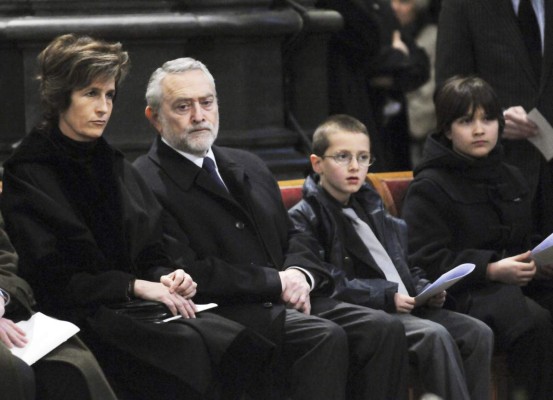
[171,134,215,156]
[162,121,219,156]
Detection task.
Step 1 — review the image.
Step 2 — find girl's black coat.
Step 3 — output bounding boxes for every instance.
[403,133,537,295]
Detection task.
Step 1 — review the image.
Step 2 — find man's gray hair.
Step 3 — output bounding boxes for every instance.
[145,57,216,111]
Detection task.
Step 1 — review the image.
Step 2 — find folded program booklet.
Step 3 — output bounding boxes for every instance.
[527,108,553,161]
[532,232,553,266]
[10,312,80,365]
[415,263,475,306]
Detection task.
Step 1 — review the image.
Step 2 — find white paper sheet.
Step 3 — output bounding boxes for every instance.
[160,303,218,323]
[532,232,553,266]
[415,263,475,306]
[10,312,80,365]
[527,108,553,161]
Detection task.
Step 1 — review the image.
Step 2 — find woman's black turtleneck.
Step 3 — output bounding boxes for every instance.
[50,126,128,271]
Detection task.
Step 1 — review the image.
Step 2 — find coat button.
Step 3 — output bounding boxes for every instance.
[235,221,245,229]
[263,302,273,308]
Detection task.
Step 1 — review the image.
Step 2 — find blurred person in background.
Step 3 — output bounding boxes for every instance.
[391,0,437,167]
[317,0,430,171]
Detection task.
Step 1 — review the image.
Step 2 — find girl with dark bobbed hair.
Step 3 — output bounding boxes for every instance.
[1,34,272,400]
[403,76,553,400]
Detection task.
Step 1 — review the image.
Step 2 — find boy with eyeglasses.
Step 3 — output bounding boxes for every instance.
[288,114,494,400]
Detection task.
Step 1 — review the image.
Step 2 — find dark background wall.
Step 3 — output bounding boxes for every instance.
[0,0,341,178]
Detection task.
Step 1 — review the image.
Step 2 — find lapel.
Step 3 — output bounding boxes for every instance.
[210,146,259,225]
[148,137,240,206]
[149,138,282,265]
[213,147,284,267]
[344,232,386,279]
[314,186,384,277]
[148,139,266,239]
[481,0,540,87]
[211,146,248,199]
[352,189,417,293]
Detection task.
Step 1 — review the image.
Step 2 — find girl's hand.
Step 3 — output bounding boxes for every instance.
[487,251,536,286]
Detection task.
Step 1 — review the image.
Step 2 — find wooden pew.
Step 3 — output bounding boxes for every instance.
[278,171,413,216]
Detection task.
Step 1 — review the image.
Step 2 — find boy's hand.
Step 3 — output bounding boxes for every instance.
[394,293,415,313]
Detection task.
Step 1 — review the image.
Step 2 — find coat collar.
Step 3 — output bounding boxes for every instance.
[211,146,248,194]
[147,136,246,200]
[303,176,386,274]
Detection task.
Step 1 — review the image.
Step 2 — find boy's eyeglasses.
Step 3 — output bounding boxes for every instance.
[321,152,376,167]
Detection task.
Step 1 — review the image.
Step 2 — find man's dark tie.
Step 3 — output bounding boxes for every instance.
[202,157,227,190]
[518,0,542,78]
